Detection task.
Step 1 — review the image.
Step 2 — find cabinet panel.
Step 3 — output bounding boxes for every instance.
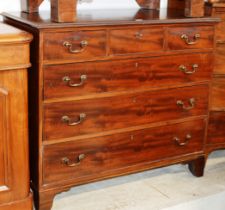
[0,87,11,203]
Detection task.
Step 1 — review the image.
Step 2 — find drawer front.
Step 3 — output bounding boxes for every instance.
[43,30,107,62]
[208,111,225,144]
[43,119,206,184]
[44,53,213,100]
[109,27,164,55]
[211,77,225,111]
[167,26,214,50]
[214,42,225,74]
[44,85,209,140]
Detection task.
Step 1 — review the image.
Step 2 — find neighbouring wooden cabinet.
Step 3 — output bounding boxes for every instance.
[205,2,225,153]
[0,23,33,210]
[2,9,219,210]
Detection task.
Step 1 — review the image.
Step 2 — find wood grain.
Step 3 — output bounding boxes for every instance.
[110,27,163,55]
[211,77,225,111]
[0,23,32,209]
[51,0,77,23]
[1,11,217,210]
[167,26,214,50]
[44,85,209,140]
[43,30,107,62]
[43,119,206,184]
[208,111,225,144]
[44,53,213,100]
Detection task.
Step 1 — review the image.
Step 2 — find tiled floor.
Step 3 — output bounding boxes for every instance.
[52,151,225,210]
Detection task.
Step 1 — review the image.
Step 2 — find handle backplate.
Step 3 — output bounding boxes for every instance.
[181,34,200,45]
[61,154,86,167]
[63,40,88,54]
[174,134,192,146]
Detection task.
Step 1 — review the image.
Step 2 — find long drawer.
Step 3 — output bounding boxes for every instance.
[43,119,206,185]
[44,85,209,140]
[44,53,213,100]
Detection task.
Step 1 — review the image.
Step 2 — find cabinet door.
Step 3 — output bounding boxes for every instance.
[0,87,12,203]
[0,69,29,204]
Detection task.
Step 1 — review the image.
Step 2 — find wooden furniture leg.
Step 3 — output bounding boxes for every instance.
[188,156,206,177]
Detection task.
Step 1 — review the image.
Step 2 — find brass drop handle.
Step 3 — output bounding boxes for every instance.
[177,98,196,110]
[61,113,86,126]
[174,134,192,146]
[181,34,200,45]
[179,64,198,74]
[63,40,88,54]
[63,75,87,87]
[61,154,86,167]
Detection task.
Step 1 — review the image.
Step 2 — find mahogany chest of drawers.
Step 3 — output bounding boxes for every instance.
[2,9,219,210]
[0,23,33,210]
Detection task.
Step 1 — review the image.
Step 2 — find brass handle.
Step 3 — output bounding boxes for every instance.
[179,64,198,74]
[62,113,86,126]
[177,98,196,110]
[61,154,86,167]
[135,32,144,39]
[63,40,88,54]
[181,34,200,45]
[63,75,87,87]
[174,134,192,146]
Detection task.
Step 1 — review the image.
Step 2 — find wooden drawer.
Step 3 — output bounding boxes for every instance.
[43,119,206,184]
[44,53,213,100]
[208,111,225,144]
[109,27,163,55]
[167,26,214,50]
[43,30,107,63]
[44,85,209,140]
[214,42,225,74]
[211,77,225,111]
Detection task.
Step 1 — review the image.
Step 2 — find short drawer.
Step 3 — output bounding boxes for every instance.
[44,53,213,100]
[208,111,225,144]
[43,30,107,63]
[211,77,225,111]
[109,27,164,55]
[167,26,214,50]
[43,85,209,140]
[43,119,206,184]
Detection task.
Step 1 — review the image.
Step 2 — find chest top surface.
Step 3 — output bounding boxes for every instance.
[2,8,220,29]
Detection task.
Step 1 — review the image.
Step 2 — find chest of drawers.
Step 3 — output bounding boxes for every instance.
[2,8,219,210]
[0,23,33,210]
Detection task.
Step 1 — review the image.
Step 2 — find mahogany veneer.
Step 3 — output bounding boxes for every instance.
[205,2,225,154]
[0,23,33,210]
[2,9,219,210]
